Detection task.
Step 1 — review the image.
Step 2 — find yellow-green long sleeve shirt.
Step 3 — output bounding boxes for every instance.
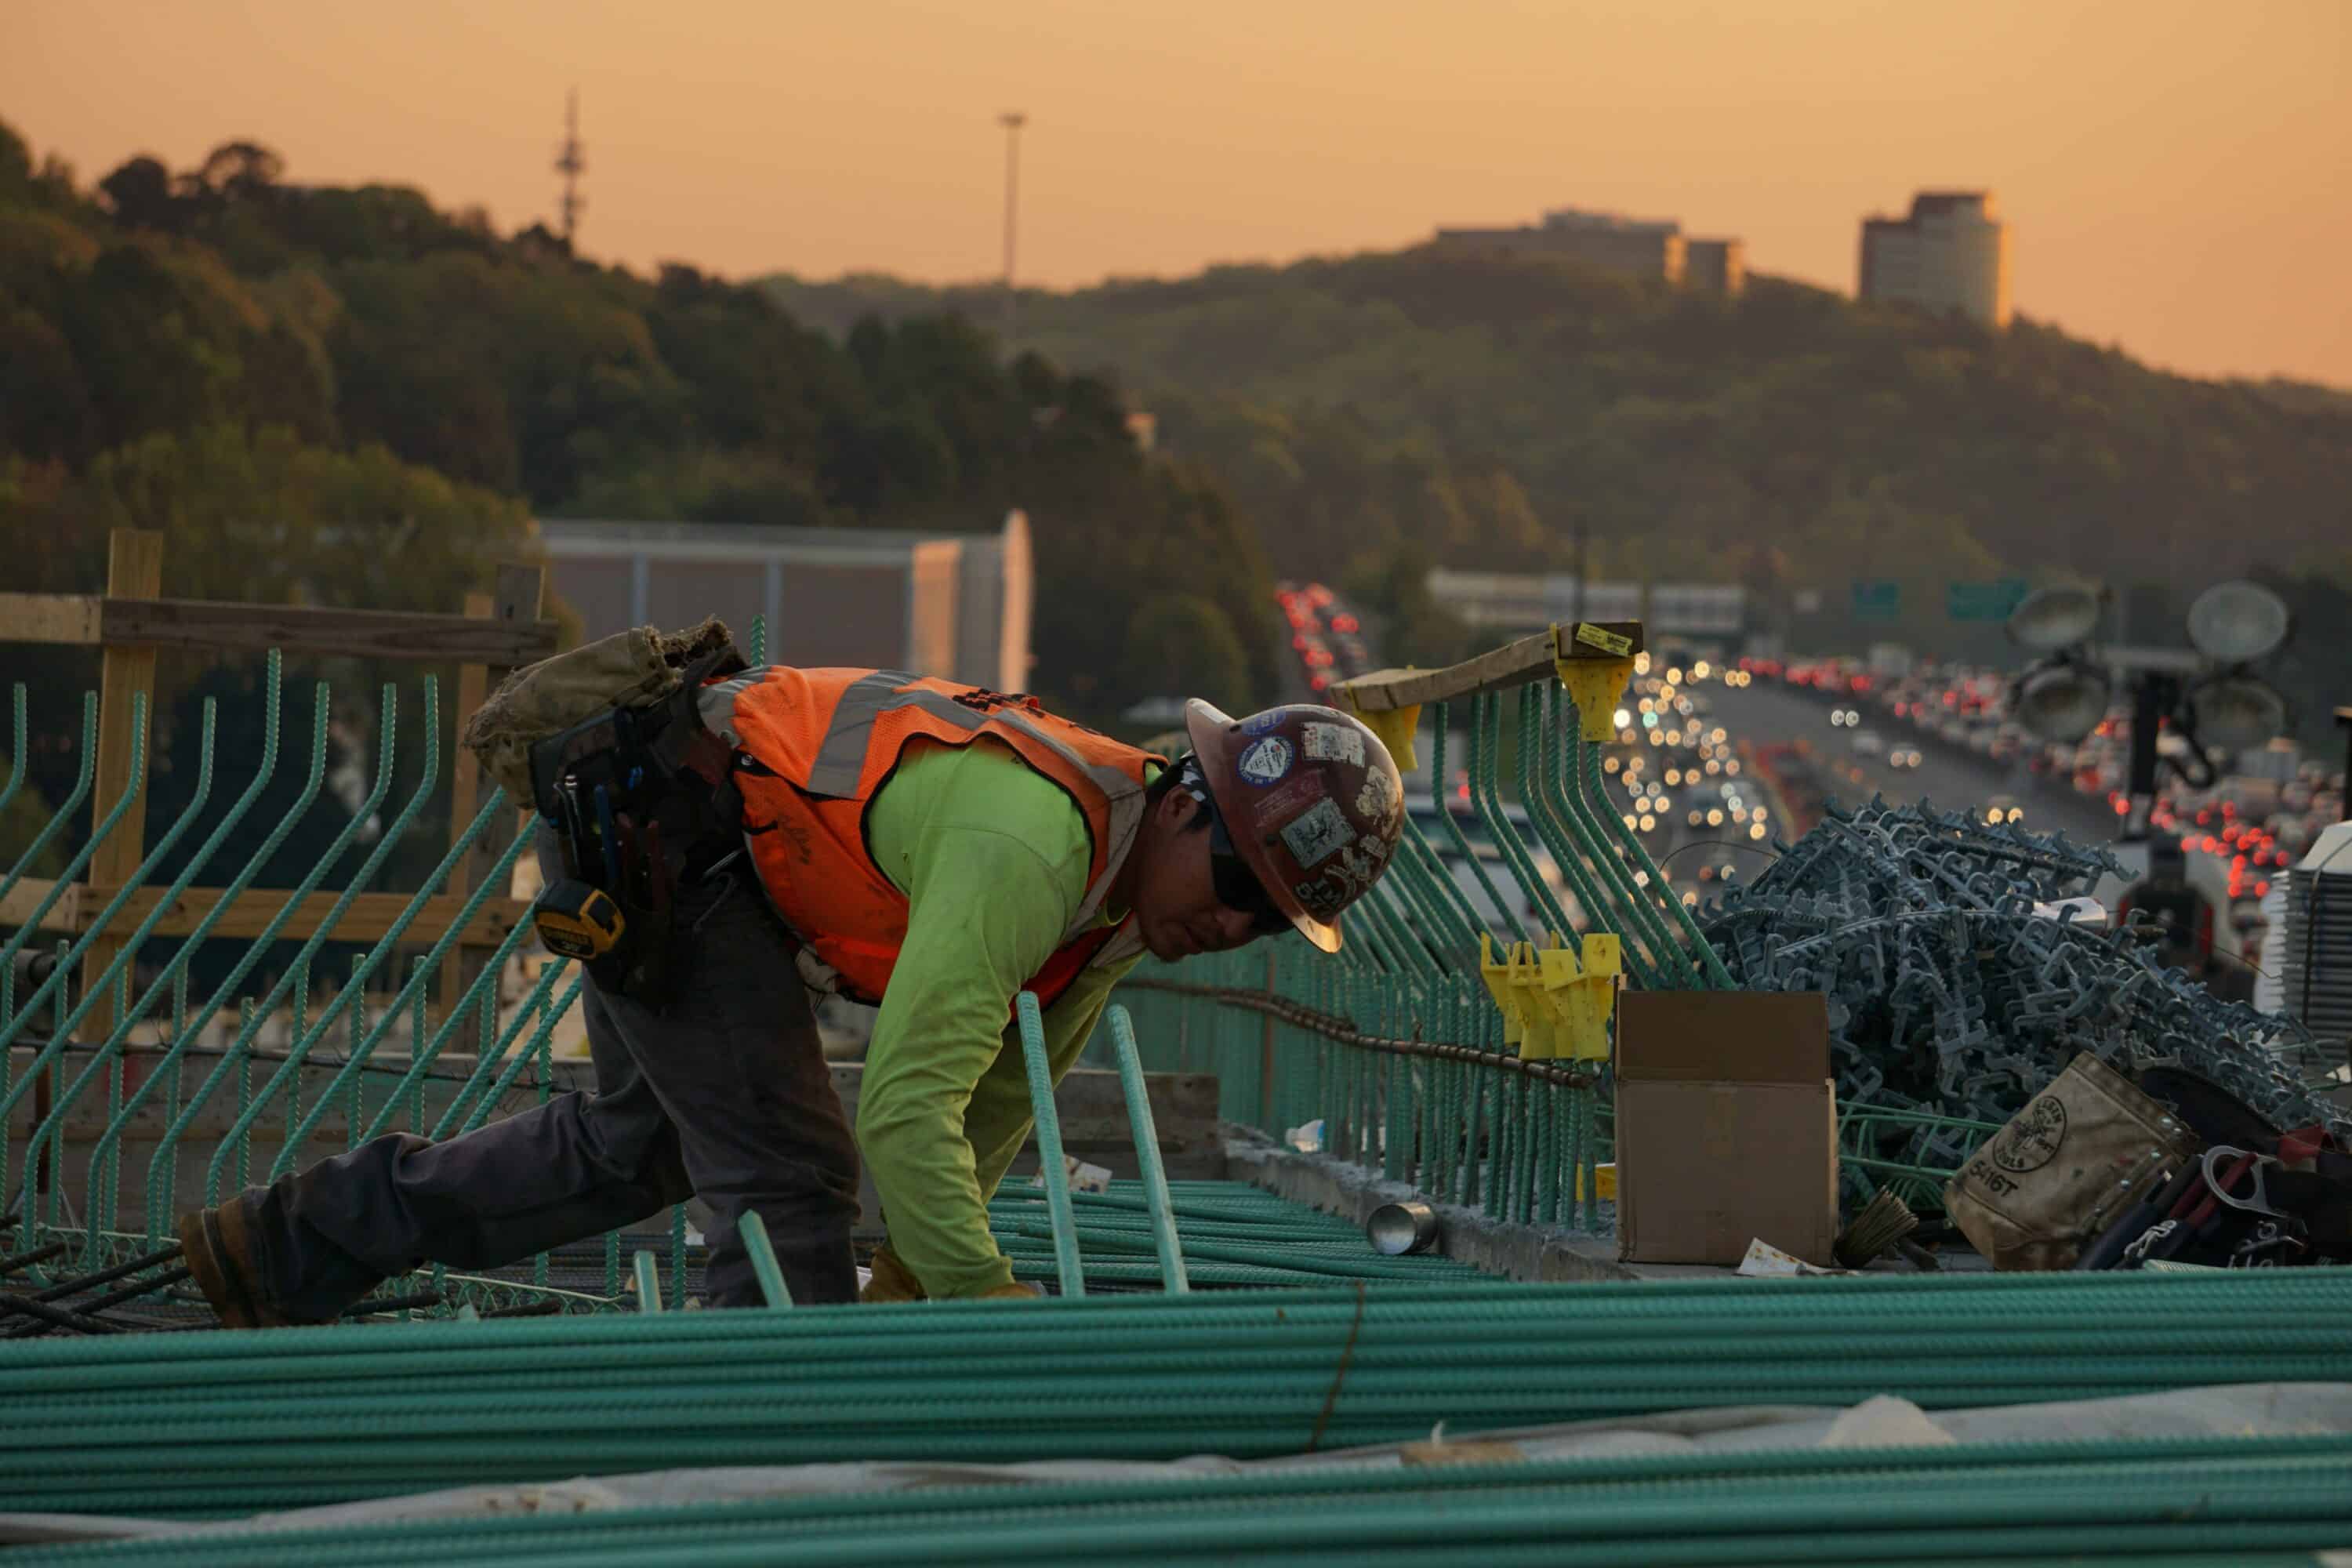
[855,736,1149,1298]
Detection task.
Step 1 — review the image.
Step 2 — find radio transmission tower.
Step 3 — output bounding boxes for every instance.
[554,89,586,248]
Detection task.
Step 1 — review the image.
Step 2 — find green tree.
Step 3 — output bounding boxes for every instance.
[1120,594,1253,715]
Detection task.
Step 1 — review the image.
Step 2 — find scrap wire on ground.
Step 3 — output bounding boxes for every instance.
[1702,795,2347,1205]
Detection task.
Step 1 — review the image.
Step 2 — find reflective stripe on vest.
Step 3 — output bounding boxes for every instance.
[702,667,1156,1006]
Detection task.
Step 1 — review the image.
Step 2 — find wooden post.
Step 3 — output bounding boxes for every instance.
[436,564,547,1026]
[436,592,496,1025]
[82,530,164,1010]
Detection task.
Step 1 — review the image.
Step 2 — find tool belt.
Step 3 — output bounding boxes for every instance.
[460,619,750,1008]
[1945,1050,2352,1271]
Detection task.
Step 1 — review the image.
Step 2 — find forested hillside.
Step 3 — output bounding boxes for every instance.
[0,118,1277,891]
[770,253,2352,732]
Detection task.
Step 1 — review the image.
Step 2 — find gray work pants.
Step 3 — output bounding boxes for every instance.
[244,833,862,1317]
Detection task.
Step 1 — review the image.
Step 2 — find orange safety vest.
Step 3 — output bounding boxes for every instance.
[696,667,1158,1009]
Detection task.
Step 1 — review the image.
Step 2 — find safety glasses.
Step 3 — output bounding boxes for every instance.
[1181,762,1291,935]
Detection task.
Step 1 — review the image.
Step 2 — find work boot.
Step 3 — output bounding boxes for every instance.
[176,1196,314,1329]
[858,1245,926,1305]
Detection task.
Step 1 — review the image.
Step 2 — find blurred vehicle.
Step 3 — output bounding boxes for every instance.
[1850,728,1885,757]
[1889,747,1922,770]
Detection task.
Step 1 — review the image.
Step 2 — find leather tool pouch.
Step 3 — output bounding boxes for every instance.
[501,632,750,1010]
[1944,1051,2199,1270]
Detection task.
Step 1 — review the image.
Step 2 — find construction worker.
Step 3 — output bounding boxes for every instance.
[176,662,1404,1322]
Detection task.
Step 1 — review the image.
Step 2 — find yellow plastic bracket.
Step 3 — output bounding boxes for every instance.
[1343,696,1421,775]
[1545,932,1621,1062]
[1478,933,1526,1048]
[1511,931,1584,1060]
[1552,627,1636,745]
[1511,935,1561,1060]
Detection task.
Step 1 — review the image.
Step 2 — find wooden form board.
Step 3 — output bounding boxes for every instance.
[1,877,535,948]
[0,593,559,665]
[1332,621,1646,712]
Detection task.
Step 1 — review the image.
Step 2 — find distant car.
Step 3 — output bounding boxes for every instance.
[1850,728,1885,757]
[1889,748,1922,770]
[1984,793,2024,826]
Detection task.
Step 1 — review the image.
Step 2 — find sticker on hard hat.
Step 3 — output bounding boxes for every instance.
[1236,735,1294,785]
[1254,777,1323,826]
[1240,711,1287,736]
[1356,769,1396,822]
[1295,877,1347,916]
[1301,721,1366,766]
[1279,798,1354,867]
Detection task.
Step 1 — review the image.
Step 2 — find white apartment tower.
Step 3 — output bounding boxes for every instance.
[1858,191,2013,328]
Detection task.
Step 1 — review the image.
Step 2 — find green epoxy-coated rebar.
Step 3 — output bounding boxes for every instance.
[0,685,24,822]
[139,683,384,1233]
[1559,690,1686,983]
[1466,691,1573,939]
[0,693,96,924]
[1013,991,1083,1297]
[1104,1005,1186,1293]
[0,695,146,1070]
[13,670,287,1254]
[737,1211,793,1308]
[1534,681,1669,987]
[631,1250,662,1313]
[1513,684,1621,974]
[1579,739,1733,989]
[9,1435,2350,1566]
[1425,701,1526,944]
[4,1271,2352,1528]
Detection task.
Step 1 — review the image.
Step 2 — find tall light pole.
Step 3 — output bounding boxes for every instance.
[998,111,1026,358]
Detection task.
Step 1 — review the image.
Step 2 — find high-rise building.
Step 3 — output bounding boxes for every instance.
[1432,206,1745,296]
[1857,191,2012,328]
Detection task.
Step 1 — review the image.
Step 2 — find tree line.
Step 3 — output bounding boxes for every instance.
[0,119,1280,913]
[771,249,2352,746]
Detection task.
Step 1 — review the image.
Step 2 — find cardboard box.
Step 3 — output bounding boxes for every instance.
[1615,991,1838,1267]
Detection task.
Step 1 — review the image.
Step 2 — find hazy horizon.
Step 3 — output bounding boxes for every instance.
[9,0,2347,388]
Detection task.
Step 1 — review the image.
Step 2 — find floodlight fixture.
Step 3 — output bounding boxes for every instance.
[2013,661,2112,745]
[2187,674,2288,754]
[2185,580,2290,664]
[2007,584,2103,654]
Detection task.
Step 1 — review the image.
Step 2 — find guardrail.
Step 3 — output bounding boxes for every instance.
[1112,622,1737,1233]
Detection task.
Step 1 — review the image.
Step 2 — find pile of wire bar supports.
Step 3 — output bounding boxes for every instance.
[2,1269,2347,1521]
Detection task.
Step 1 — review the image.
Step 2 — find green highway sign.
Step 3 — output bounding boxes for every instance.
[1947,579,2029,621]
[1851,579,1901,619]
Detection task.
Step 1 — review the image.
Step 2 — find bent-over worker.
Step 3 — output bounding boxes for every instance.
[177,654,1404,1320]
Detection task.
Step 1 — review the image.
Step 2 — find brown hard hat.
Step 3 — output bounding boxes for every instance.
[1185,699,1406,953]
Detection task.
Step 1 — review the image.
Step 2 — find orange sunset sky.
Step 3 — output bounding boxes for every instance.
[8,0,2348,387]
